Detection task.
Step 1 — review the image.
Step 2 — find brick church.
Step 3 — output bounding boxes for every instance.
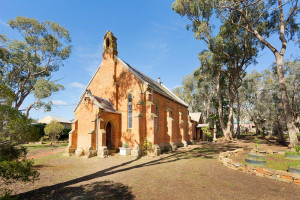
[66,31,199,157]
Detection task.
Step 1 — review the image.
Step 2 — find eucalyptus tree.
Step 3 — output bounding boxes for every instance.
[240,59,299,144]
[0,17,71,116]
[210,0,299,146]
[284,59,300,128]
[240,70,285,141]
[172,0,260,140]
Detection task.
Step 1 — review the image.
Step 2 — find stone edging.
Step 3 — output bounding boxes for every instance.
[218,149,300,185]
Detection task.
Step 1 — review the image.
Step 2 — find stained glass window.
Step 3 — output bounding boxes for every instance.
[128,94,132,128]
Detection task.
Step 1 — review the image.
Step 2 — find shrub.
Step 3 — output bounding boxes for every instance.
[294,145,300,154]
[0,144,39,183]
[43,120,64,145]
[142,140,153,155]
[254,136,261,151]
[59,129,71,140]
[202,126,212,141]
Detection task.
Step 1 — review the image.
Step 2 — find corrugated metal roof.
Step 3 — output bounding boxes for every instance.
[189,112,202,123]
[116,57,188,107]
[197,124,209,128]
[38,116,71,124]
[86,90,119,113]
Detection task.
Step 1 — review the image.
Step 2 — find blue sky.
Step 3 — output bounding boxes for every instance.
[0,0,298,121]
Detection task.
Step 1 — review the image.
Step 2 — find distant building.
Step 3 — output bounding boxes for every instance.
[38,115,72,129]
[233,120,256,133]
[189,112,210,141]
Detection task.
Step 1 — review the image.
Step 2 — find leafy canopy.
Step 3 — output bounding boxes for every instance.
[0,16,71,115]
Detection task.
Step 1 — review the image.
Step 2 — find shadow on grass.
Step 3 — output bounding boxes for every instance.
[16,143,243,200]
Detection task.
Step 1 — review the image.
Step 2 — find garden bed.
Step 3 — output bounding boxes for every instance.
[219,149,300,184]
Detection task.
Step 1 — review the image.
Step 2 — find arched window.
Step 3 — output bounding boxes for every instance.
[155,106,159,131]
[106,38,110,48]
[128,94,133,129]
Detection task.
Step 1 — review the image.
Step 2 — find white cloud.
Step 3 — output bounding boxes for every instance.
[52,100,68,105]
[70,82,85,89]
[74,44,102,77]
[0,19,9,27]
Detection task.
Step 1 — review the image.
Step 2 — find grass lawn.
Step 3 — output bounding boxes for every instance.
[21,142,68,152]
[267,154,300,171]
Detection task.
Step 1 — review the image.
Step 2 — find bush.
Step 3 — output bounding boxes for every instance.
[43,120,64,145]
[202,126,212,141]
[59,128,71,140]
[122,143,129,148]
[0,144,39,183]
[143,140,153,155]
[0,144,27,162]
[32,123,47,141]
[295,145,300,153]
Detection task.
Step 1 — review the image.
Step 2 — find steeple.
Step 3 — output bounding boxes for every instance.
[103,30,118,56]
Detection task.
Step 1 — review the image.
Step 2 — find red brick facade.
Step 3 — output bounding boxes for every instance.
[67,31,195,157]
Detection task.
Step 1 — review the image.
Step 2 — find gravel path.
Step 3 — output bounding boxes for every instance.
[10,141,300,200]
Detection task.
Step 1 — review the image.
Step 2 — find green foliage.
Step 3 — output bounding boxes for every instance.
[286,151,300,155]
[267,154,300,171]
[30,78,64,114]
[0,144,27,162]
[295,145,300,153]
[0,105,40,144]
[43,120,64,144]
[0,16,71,115]
[59,128,71,140]
[122,143,129,148]
[0,158,39,182]
[254,136,261,151]
[239,59,300,138]
[202,126,212,141]
[0,144,39,183]
[143,140,153,155]
[0,188,17,200]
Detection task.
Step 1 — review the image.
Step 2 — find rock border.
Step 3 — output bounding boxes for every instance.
[218,149,300,185]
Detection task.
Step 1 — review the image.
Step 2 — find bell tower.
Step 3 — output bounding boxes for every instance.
[103,30,118,56]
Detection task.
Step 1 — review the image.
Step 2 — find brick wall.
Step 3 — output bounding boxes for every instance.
[73,50,191,152]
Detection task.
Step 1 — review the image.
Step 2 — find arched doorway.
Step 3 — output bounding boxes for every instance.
[106,122,112,149]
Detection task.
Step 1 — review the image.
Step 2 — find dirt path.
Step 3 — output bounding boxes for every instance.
[26,147,66,159]
[8,141,300,200]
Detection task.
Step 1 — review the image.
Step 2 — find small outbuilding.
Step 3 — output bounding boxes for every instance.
[38,115,72,129]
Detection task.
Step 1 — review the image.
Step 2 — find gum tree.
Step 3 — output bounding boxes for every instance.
[214,0,299,146]
[0,16,71,115]
[172,0,260,140]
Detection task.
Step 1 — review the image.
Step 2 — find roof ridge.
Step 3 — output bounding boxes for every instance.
[116,56,188,107]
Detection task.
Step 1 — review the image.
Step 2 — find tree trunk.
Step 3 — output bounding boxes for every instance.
[206,98,210,122]
[276,116,286,145]
[255,122,264,135]
[224,95,234,140]
[216,71,227,136]
[26,103,35,117]
[275,53,299,147]
[236,91,241,137]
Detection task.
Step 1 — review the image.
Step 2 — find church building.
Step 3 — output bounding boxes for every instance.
[66,31,198,157]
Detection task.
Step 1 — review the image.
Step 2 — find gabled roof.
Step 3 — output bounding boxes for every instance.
[189,112,202,123]
[78,90,120,114]
[116,57,188,107]
[38,116,71,124]
[74,56,188,112]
